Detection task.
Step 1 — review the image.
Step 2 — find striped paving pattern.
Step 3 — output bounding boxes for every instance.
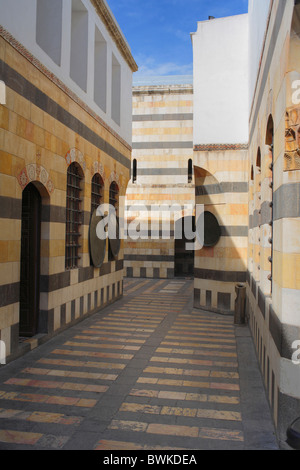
[0,279,277,450]
[98,283,244,450]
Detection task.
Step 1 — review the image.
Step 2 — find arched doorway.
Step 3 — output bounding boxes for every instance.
[19,183,42,337]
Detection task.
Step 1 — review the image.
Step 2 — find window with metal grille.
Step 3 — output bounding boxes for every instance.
[90,173,104,266]
[65,162,83,269]
[109,181,119,211]
[91,173,104,213]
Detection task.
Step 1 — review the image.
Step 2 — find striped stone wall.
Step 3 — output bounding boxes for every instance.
[124,81,195,279]
[247,0,300,445]
[0,33,130,361]
[193,148,249,315]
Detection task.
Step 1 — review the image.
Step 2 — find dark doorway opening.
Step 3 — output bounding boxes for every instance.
[19,183,41,337]
[174,216,195,277]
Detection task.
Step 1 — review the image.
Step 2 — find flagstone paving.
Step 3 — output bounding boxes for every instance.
[0,279,279,450]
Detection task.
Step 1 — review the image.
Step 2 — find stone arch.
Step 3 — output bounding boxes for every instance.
[17,164,54,195]
[65,148,86,171]
[109,170,126,198]
[109,171,120,188]
[92,161,105,182]
[194,166,226,206]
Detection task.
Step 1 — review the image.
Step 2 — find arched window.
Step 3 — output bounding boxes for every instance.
[90,173,104,267]
[91,173,104,213]
[188,159,193,183]
[256,148,261,171]
[109,181,119,212]
[65,162,83,269]
[266,115,274,147]
[251,165,254,181]
[132,159,137,183]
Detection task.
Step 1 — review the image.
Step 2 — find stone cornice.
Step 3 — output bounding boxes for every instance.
[90,0,138,72]
[194,143,249,152]
[133,84,193,95]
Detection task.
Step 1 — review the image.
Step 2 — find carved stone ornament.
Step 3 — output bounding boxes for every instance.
[93,161,105,181]
[17,164,54,194]
[65,148,86,171]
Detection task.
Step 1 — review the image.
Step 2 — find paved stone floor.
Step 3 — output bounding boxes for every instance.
[0,279,279,450]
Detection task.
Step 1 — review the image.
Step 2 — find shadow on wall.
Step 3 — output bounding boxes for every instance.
[193,165,248,315]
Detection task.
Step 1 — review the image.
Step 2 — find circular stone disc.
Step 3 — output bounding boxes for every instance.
[108,213,120,258]
[196,211,221,247]
[203,211,221,247]
[89,210,106,268]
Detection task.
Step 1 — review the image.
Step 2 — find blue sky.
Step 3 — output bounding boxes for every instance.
[107,0,249,80]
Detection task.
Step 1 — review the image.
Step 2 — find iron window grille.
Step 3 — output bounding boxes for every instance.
[91,173,104,213]
[65,162,83,269]
[90,173,104,266]
[109,181,119,211]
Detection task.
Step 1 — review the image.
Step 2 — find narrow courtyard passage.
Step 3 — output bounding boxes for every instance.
[0,279,278,450]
